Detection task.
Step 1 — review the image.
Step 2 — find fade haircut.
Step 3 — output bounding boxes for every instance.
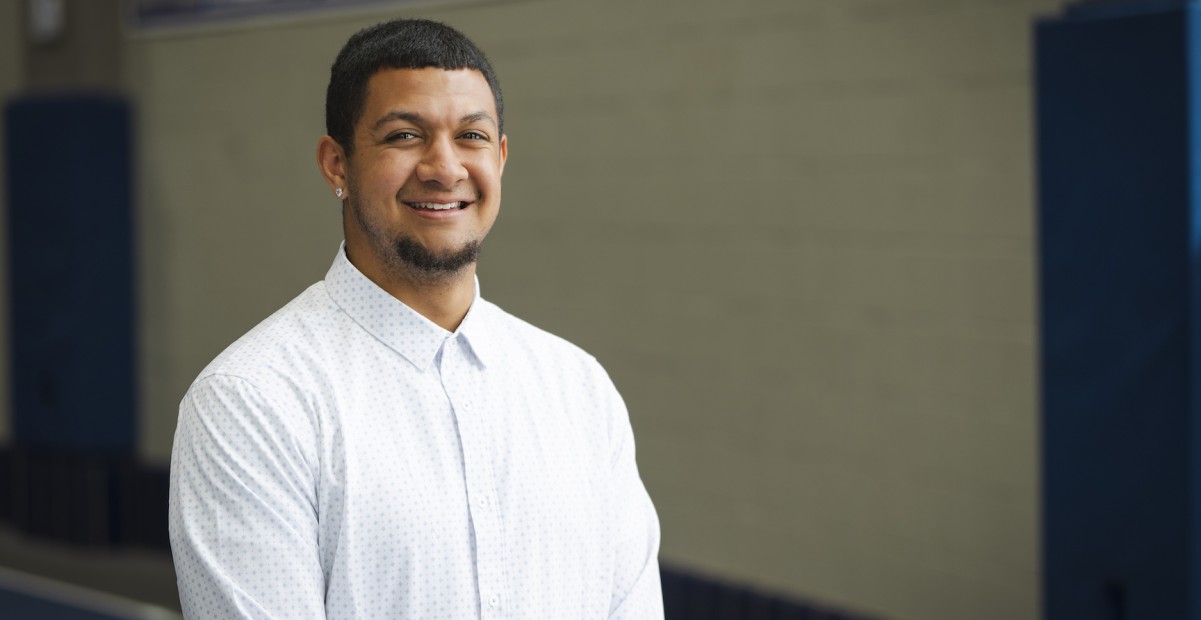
[325,18,504,155]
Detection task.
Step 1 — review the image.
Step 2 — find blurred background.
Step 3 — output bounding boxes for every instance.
[2,0,1191,619]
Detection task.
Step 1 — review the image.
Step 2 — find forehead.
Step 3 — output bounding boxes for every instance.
[360,67,496,123]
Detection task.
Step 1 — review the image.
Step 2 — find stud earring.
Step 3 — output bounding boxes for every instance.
[335,188,344,198]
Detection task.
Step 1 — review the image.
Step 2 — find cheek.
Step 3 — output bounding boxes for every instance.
[468,162,504,194]
[360,156,416,188]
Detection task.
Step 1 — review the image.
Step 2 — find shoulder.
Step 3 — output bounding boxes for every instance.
[178,282,344,447]
[189,282,341,396]
[475,298,618,393]
[477,298,600,364]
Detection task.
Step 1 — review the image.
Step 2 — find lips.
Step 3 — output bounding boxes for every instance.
[406,201,470,211]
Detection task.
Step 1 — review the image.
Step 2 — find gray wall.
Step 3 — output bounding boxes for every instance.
[6,0,1060,618]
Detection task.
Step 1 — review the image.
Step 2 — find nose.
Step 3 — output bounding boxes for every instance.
[416,136,468,187]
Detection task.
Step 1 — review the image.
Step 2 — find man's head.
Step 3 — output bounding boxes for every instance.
[317,19,508,293]
[325,19,504,156]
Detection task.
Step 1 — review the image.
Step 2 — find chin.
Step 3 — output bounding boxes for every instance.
[392,236,481,278]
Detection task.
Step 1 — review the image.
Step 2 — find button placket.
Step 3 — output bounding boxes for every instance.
[442,338,506,617]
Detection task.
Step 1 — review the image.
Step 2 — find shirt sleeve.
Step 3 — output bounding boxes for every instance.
[169,373,326,619]
[598,363,665,620]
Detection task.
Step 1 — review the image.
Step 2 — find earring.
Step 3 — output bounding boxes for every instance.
[335,188,344,198]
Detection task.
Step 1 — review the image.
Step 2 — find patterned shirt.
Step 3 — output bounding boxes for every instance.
[168,246,662,619]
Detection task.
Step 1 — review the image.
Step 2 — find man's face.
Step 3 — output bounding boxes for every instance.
[342,67,507,284]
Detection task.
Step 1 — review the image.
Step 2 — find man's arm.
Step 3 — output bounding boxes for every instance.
[169,374,326,619]
[596,363,665,620]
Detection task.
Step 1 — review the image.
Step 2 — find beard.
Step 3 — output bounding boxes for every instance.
[392,234,481,278]
[348,195,482,284]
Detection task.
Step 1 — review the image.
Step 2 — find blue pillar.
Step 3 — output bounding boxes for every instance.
[2,94,137,545]
[4,94,136,455]
[1037,1,1201,618]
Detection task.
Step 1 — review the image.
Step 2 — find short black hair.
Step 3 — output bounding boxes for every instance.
[325,19,503,154]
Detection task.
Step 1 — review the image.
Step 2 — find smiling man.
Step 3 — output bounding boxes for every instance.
[168,19,662,619]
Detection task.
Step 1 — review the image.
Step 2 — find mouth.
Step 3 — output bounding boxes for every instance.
[405,200,472,211]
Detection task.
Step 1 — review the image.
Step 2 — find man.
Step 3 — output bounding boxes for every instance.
[168,18,662,619]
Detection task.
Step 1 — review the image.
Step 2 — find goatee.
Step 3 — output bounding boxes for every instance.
[393,235,481,281]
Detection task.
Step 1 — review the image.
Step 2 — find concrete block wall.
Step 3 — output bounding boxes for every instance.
[471,4,1050,618]
[0,0,1062,618]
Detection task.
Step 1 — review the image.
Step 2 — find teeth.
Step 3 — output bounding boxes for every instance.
[410,202,463,211]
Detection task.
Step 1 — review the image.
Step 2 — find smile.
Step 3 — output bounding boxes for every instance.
[406,201,470,211]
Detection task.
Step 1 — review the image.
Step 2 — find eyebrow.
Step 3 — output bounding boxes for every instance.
[458,111,497,127]
[372,110,498,131]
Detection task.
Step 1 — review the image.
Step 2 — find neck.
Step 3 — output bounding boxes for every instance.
[344,244,477,331]
[385,267,476,332]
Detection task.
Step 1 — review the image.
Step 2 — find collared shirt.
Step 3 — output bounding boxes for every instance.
[168,246,662,619]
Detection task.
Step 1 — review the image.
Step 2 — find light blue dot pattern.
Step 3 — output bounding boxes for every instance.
[168,245,663,619]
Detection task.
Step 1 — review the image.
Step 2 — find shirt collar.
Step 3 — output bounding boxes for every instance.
[323,244,495,371]
[454,287,497,368]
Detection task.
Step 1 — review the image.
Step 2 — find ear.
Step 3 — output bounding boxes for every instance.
[317,135,350,198]
[498,134,508,177]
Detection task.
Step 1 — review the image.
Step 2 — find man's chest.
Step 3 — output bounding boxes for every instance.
[310,341,614,599]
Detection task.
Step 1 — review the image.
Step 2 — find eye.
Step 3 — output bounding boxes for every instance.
[386,131,419,142]
[460,131,489,141]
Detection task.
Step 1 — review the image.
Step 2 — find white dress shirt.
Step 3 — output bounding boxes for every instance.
[168,246,662,619]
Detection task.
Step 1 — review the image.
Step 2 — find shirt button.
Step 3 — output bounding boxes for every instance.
[489,595,500,608]
[477,496,490,509]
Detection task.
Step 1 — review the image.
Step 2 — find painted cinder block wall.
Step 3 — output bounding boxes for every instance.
[2,0,1058,619]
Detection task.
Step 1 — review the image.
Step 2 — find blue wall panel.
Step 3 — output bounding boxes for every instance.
[3,95,135,454]
[1038,1,1201,618]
